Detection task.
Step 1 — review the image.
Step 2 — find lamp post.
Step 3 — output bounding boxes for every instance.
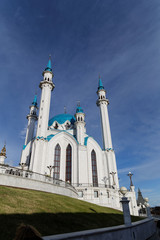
[127,172,134,188]
[102,176,108,187]
[120,186,132,226]
[144,198,152,219]
[19,162,27,171]
[47,165,54,177]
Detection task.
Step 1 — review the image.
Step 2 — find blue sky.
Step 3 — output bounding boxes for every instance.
[0,0,160,206]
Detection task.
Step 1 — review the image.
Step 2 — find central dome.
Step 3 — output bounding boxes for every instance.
[48,114,76,126]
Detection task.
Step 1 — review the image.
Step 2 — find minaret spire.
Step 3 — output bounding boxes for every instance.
[36,56,55,138]
[24,94,38,146]
[98,76,104,90]
[96,77,112,149]
[32,94,38,107]
[96,76,119,188]
[45,55,52,72]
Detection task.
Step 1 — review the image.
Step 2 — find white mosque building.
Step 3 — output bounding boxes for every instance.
[18,58,138,215]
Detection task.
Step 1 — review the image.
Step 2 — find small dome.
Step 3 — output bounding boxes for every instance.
[48,114,76,126]
[76,106,83,113]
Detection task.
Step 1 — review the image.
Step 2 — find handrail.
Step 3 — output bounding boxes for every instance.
[0,164,77,193]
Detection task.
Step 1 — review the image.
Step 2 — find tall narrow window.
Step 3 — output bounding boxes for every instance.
[53,144,61,179]
[66,144,72,183]
[91,150,98,187]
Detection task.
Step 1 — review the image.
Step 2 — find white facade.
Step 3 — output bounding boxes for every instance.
[20,59,138,215]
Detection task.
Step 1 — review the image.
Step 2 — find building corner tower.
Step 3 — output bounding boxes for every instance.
[96,77,119,189]
[36,57,55,138]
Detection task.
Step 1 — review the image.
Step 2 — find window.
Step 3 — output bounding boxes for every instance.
[94,191,98,198]
[53,144,61,179]
[66,144,72,183]
[91,150,98,187]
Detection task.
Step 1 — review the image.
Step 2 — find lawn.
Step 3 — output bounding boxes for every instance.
[0,186,141,240]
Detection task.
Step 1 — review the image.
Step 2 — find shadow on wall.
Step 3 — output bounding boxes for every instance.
[0,212,141,240]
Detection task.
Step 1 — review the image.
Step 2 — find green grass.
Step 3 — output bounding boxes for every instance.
[0,186,141,240]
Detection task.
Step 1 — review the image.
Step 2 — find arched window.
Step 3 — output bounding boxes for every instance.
[66,144,72,183]
[91,150,98,187]
[78,117,80,121]
[53,144,61,179]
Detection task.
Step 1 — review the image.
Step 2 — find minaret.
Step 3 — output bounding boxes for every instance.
[96,77,119,188]
[74,105,86,145]
[24,95,38,146]
[36,57,55,138]
[0,144,7,164]
[96,77,112,150]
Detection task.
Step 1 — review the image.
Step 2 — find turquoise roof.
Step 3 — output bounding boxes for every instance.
[32,95,37,107]
[76,106,83,113]
[45,58,52,72]
[98,77,104,90]
[46,134,55,141]
[48,114,76,126]
[84,136,89,146]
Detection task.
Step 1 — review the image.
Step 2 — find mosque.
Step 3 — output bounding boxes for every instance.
[1,58,139,215]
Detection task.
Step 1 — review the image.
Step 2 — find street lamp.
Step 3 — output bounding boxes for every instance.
[110,172,116,186]
[19,162,27,170]
[120,186,131,226]
[127,172,134,187]
[102,176,108,187]
[47,165,54,177]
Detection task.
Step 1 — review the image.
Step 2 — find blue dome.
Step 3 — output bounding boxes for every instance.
[76,106,83,113]
[48,114,76,126]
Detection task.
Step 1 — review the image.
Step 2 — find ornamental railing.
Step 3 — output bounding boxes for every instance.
[0,164,77,193]
[71,183,114,189]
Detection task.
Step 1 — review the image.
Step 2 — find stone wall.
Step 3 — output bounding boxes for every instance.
[0,172,78,199]
[43,218,156,240]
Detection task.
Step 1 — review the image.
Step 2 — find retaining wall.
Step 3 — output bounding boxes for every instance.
[0,173,78,198]
[43,218,156,240]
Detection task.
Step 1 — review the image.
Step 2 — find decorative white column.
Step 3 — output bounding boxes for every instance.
[36,58,55,138]
[120,187,132,226]
[144,198,152,219]
[74,106,86,145]
[25,95,38,146]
